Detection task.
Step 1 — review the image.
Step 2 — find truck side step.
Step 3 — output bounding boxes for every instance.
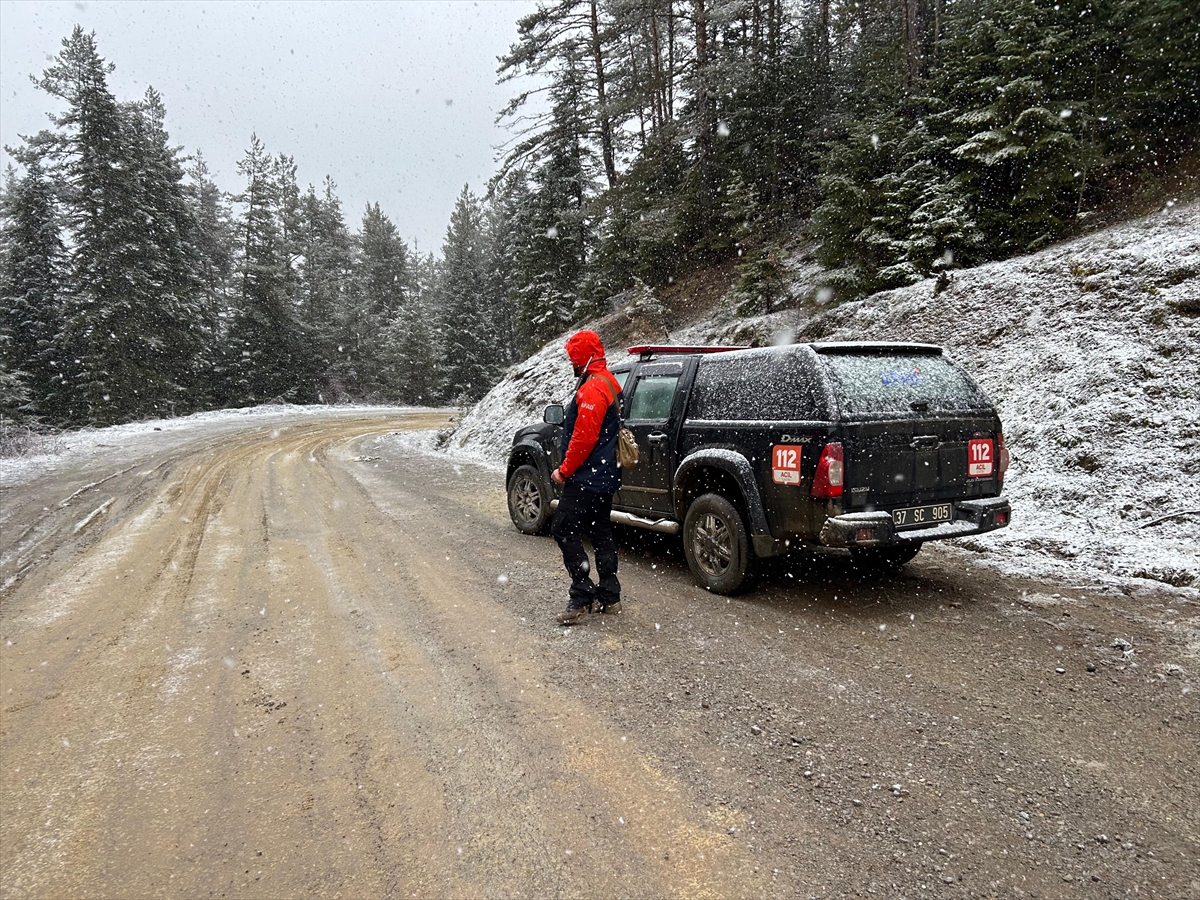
[611,510,681,534]
[549,500,681,535]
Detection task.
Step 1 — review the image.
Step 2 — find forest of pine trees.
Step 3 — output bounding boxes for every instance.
[3,4,1195,428]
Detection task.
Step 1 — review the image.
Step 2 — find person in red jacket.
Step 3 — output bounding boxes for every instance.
[551,330,624,624]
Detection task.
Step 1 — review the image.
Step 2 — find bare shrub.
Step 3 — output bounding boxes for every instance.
[0,417,64,459]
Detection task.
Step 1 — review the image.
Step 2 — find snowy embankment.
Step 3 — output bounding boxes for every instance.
[787,202,1199,591]
[431,341,635,471]
[0,404,424,489]
[441,202,1200,592]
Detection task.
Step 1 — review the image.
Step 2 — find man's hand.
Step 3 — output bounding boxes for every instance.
[551,467,565,484]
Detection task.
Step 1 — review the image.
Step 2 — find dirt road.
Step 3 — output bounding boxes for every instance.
[1,410,1196,899]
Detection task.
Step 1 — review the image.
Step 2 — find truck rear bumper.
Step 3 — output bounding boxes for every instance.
[819,496,1010,548]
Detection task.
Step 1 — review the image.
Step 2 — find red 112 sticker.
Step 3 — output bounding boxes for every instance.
[772,445,802,485]
[968,439,994,477]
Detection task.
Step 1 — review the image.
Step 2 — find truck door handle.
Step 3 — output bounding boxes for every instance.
[648,432,668,446]
[910,435,941,450]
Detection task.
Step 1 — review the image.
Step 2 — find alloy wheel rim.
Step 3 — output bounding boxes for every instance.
[694,513,733,578]
[513,476,541,524]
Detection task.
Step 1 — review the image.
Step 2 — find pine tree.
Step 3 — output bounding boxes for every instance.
[0,158,66,421]
[352,202,412,397]
[499,0,621,190]
[520,62,595,342]
[35,28,134,424]
[384,251,439,405]
[1111,0,1200,171]
[932,0,1084,254]
[296,177,354,397]
[185,153,235,371]
[435,186,498,403]
[595,129,688,289]
[36,28,208,424]
[121,87,211,415]
[481,174,525,362]
[223,135,311,405]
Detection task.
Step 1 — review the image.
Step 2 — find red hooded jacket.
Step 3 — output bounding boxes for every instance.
[559,330,623,491]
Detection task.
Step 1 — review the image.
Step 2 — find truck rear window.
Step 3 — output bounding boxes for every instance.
[819,352,988,416]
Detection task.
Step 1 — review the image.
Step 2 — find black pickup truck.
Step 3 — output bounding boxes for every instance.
[506,342,1010,593]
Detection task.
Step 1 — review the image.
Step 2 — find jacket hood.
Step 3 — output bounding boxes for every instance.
[565,330,606,372]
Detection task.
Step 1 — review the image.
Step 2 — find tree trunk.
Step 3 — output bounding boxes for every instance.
[693,0,713,207]
[627,33,648,150]
[768,0,778,59]
[932,0,944,64]
[589,0,618,188]
[903,0,922,88]
[818,0,830,76]
[649,4,667,130]
[753,0,762,59]
[667,2,676,120]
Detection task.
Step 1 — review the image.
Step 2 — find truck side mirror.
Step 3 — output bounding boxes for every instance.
[543,404,565,425]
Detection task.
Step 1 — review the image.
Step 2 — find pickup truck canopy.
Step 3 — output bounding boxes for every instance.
[812,341,944,355]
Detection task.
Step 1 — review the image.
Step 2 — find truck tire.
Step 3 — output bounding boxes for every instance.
[508,465,552,535]
[849,543,922,570]
[683,493,754,594]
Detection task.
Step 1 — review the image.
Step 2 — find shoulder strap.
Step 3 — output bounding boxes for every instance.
[588,375,623,422]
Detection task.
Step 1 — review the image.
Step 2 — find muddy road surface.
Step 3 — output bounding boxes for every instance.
[2,410,1197,899]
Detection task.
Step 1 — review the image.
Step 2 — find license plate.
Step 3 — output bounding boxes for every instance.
[892,503,953,529]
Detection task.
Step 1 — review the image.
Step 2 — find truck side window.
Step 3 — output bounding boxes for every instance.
[628,374,679,421]
[689,348,828,421]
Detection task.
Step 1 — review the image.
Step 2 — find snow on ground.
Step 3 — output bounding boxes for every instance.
[786,201,1200,593]
[443,201,1200,594]
[0,404,424,489]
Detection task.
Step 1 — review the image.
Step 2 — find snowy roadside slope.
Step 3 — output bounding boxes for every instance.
[447,202,1199,592]
[704,201,1200,590]
[434,339,636,470]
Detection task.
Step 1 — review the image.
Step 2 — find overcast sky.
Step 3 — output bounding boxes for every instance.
[1,0,539,254]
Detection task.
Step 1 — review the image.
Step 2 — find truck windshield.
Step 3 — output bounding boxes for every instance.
[819,352,988,416]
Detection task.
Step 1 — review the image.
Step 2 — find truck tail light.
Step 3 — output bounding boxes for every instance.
[811,442,844,499]
[997,432,1010,482]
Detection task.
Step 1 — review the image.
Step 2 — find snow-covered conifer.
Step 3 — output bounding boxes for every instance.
[435,186,500,403]
[223,135,312,405]
[0,158,66,421]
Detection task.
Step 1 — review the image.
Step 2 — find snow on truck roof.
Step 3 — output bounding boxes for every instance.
[811,341,944,354]
[629,342,944,359]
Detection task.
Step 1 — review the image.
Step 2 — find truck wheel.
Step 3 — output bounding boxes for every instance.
[684,493,754,594]
[508,465,551,535]
[850,543,922,570]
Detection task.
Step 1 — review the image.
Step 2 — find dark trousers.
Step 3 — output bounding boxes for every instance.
[552,481,620,609]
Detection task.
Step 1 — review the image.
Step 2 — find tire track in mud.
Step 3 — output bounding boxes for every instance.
[327,439,771,898]
[259,422,770,897]
[0,415,441,897]
[1,411,770,899]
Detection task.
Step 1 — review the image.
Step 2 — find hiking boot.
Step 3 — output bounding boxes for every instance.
[599,601,622,615]
[556,603,590,625]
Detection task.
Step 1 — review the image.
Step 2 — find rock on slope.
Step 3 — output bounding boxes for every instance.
[447,202,1200,591]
